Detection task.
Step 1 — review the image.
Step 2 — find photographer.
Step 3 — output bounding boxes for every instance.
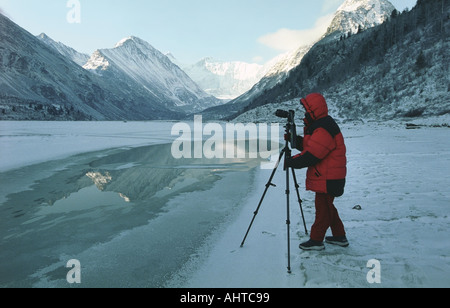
[285,93,348,251]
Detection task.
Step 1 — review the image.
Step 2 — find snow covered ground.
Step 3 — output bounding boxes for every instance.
[0,120,449,288]
[168,121,450,288]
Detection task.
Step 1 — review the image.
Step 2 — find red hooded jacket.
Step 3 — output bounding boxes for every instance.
[289,93,347,197]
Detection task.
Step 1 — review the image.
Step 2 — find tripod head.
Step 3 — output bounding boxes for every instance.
[275,109,298,150]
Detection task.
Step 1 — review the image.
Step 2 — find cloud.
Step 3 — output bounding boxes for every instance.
[258,14,334,52]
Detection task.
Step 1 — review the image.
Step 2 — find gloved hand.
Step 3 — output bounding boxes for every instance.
[285,133,304,151]
[303,112,314,127]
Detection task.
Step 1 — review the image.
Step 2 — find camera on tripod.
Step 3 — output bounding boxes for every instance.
[275,109,294,122]
[275,109,298,150]
[241,108,308,274]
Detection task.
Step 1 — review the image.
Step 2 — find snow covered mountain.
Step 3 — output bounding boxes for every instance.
[198,45,315,119]
[183,47,315,102]
[251,44,313,94]
[183,58,267,100]
[263,46,311,79]
[324,0,395,40]
[36,33,90,66]
[83,37,220,113]
[0,13,221,120]
[197,42,315,119]
[0,14,207,120]
[0,14,116,120]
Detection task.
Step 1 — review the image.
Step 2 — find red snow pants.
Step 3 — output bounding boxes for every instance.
[310,193,346,242]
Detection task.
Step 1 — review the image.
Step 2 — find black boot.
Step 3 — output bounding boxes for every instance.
[299,239,325,251]
[325,236,349,247]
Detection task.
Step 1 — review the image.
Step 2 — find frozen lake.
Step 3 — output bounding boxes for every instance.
[0,120,449,288]
[0,121,265,287]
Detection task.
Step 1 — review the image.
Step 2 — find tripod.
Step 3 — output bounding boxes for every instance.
[240,123,308,274]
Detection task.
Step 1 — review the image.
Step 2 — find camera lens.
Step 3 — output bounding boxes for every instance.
[275,110,289,118]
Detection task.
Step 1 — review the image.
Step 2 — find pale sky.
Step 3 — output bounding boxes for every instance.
[0,0,417,65]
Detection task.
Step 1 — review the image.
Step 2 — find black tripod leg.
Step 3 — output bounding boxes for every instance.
[240,150,285,248]
[285,161,291,273]
[291,168,308,235]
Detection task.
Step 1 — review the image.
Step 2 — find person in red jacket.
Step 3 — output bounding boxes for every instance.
[286,93,348,251]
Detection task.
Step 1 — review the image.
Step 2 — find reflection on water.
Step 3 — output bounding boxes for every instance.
[33,186,131,218]
[86,171,112,190]
[0,141,263,287]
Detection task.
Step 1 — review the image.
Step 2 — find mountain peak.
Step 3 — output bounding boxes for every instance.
[38,33,49,39]
[325,0,395,38]
[114,36,135,48]
[114,36,153,49]
[83,36,219,112]
[36,32,90,66]
[37,33,57,45]
[338,0,377,12]
[337,0,395,15]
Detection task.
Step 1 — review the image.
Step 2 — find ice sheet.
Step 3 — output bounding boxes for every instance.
[0,129,264,287]
[0,121,177,172]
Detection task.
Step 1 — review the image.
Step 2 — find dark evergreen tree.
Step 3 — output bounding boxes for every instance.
[415,51,427,70]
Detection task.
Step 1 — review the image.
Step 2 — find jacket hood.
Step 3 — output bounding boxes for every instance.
[300,93,329,121]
